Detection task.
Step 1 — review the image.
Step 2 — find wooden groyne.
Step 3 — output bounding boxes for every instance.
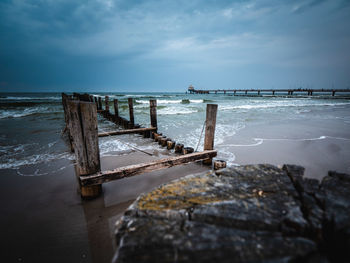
[61,93,221,199]
[188,87,350,96]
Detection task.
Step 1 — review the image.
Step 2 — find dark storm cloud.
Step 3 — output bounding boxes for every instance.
[0,0,349,91]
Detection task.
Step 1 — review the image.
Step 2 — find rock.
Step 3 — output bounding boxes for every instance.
[113,164,350,263]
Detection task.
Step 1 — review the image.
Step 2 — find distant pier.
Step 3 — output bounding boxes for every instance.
[188,86,350,96]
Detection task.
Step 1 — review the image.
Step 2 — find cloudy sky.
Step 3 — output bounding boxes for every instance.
[0,0,349,92]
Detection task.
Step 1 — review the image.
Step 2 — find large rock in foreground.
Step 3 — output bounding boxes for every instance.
[113,164,350,262]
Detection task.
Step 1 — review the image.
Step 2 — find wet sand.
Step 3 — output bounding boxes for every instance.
[224,118,350,179]
[0,152,210,263]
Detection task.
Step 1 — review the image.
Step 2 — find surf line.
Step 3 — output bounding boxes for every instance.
[222,136,350,147]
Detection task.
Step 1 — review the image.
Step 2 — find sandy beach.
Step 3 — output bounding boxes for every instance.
[0,151,210,263]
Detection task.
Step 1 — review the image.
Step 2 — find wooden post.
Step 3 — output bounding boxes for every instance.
[61,93,74,152]
[128,98,134,128]
[203,104,218,164]
[113,99,119,118]
[158,136,166,145]
[98,97,102,110]
[175,143,184,153]
[105,96,109,112]
[167,140,176,150]
[150,100,157,132]
[214,160,227,170]
[182,147,194,155]
[67,100,102,199]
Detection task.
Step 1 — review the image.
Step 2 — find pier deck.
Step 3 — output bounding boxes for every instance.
[188,88,350,96]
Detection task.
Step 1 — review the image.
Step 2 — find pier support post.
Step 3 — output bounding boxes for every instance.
[105,96,109,112]
[68,100,102,199]
[128,98,134,128]
[203,104,218,165]
[150,100,157,132]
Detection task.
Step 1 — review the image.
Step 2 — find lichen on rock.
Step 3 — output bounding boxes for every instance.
[113,164,350,262]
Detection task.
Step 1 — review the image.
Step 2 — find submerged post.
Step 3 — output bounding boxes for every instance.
[68,100,102,199]
[203,104,218,164]
[128,98,134,128]
[150,100,157,132]
[105,96,109,112]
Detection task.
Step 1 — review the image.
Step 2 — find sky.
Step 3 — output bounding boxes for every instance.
[0,0,349,92]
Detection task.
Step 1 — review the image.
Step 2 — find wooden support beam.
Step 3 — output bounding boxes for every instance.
[150,100,157,131]
[80,150,217,186]
[67,100,102,198]
[98,127,157,137]
[203,104,218,164]
[128,98,134,128]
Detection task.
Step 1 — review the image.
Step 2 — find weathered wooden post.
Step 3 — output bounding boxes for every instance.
[214,160,227,170]
[105,96,109,112]
[61,93,74,152]
[203,104,218,164]
[175,143,184,153]
[94,97,98,106]
[67,100,102,199]
[182,147,194,155]
[113,99,119,118]
[167,140,176,150]
[128,98,134,128]
[98,97,102,110]
[150,100,157,132]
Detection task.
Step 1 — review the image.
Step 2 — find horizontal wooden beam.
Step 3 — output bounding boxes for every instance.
[80,150,217,186]
[98,127,157,137]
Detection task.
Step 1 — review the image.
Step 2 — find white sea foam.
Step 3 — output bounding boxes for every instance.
[0,107,50,119]
[158,107,198,115]
[0,96,61,100]
[222,135,350,148]
[219,101,350,111]
[0,152,74,170]
[189,99,204,103]
[99,138,136,155]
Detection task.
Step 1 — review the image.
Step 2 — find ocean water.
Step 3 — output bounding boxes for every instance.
[1,92,350,177]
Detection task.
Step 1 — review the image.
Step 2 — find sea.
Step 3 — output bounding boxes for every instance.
[1,92,350,179]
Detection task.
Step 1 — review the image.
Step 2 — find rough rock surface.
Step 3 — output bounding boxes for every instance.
[113,164,350,262]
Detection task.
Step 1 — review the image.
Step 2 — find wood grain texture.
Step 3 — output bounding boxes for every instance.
[98,127,157,137]
[149,100,157,129]
[204,104,218,151]
[80,150,217,186]
[128,98,134,127]
[113,99,119,117]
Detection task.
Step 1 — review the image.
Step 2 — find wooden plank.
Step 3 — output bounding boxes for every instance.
[98,127,157,137]
[80,150,217,186]
[128,98,134,127]
[150,99,157,129]
[204,104,218,150]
